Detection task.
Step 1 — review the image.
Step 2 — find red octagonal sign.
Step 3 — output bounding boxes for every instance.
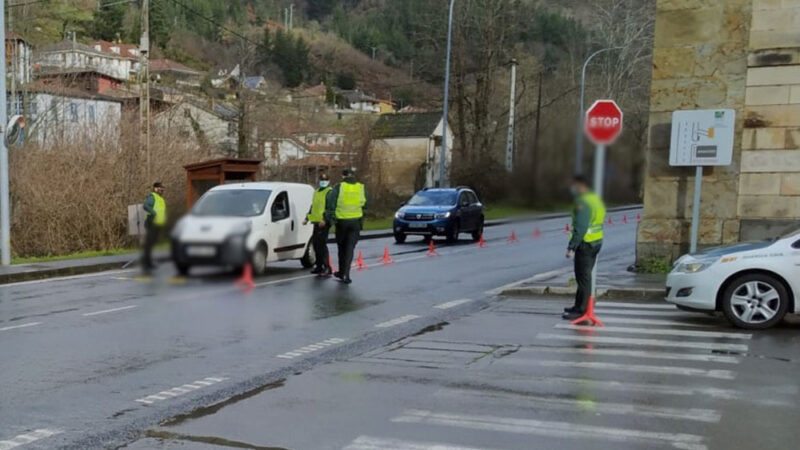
[585,99,623,145]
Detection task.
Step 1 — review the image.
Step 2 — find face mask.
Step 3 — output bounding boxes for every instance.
[319,180,329,188]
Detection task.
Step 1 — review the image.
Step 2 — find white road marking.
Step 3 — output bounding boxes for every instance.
[375,315,420,328]
[597,302,676,310]
[0,322,42,332]
[537,333,750,352]
[0,429,62,450]
[1,269,135,287]
[594,309,692,317]
[436,388,721,423]
[554,323,752,340]
[512,374,740,399]
[520,346,740,364]
[392,410,707,450]
[276,338,346,359]
[82,305,139,317]
[254,273,317,287]
[135,376,228,405]
[434,299,471,310]
[600,316,715,328]
[344,435,496,450]
[503,358,736,379]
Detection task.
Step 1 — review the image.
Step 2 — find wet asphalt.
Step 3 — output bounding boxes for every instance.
[6,208,770,450]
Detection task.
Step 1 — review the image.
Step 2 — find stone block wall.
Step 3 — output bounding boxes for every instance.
[637,0,800,262]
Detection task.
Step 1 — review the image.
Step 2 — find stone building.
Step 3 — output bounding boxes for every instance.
[638,0,800,261]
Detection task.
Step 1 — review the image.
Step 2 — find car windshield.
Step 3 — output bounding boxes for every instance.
[192,189,272,217]
[406,191,457,206]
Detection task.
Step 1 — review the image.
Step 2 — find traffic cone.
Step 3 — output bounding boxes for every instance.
[477,233,488,247]
[426,239,440,257]
[379,246,395,265]
[235,262,255,291]
[607,216,614,226]
[328,254,337,272]
[507,230,519,243]
[564,224,571,234]
[622,215,628,224]
[533,227,542,239]
[571,295,604,327]
[355,250,368,270]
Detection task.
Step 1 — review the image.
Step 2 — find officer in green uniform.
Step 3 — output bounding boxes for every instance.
[304,173,333,276]
[325,168,366,285]
[142,181,166,274]
[564,174,606,320]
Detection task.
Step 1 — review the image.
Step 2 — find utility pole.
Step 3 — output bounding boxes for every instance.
[371,47,377,60]
[531,71,543,185]
[289,3,294,29]
[504,59,517,173]
[139,0,151,180]
[8,0,16,116]
[0,0,11,265]
[438,0,455,188]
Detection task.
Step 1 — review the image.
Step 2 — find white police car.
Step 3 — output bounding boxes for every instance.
[666,227,800,329]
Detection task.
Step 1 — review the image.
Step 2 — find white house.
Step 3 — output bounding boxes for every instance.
[26,89,122,148]
[36,38,135,82]
[264,132,348,166]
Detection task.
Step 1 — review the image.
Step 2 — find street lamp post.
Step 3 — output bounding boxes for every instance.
[438,0,455,188]
[574,46,624,175]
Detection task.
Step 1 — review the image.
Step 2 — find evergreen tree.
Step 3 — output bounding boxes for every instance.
[89,3,127,41]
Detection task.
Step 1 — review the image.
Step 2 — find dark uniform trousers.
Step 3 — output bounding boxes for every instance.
[142,219,162,270]
[312,223,331,270]
[335,219,361,278]
[573,241,602,312]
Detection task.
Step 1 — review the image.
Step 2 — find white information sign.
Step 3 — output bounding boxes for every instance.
[669,109,735,166]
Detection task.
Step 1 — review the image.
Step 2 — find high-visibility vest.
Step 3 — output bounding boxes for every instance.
[335,182,365,220]
[152,192,167,226]
[571,192,605,243]
[308,186,331,223]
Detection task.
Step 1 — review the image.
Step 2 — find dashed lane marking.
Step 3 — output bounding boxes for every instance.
[135,376,228,405]
[554,323,752,340]
[375,315,420,328]
[537,333,750,352]
[0,322,42,332]
[276,338,346,359]
[434,299,471,310]
[2,270,134,287]
[82,305,139,317]
[0,429,62,450]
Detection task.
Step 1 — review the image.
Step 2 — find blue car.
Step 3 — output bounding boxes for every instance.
[393,187,484,243]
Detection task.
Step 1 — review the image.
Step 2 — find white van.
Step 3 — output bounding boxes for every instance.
[170,182,316,276]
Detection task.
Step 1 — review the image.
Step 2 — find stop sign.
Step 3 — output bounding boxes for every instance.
[584,99,623,145]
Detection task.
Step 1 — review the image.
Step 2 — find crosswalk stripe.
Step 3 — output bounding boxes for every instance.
[436,388,721,423]
[537,333,749,351]
[594,309,692,317]
[518,346,740,364]
[502,358,735,379]
[343,435,495,450]
[554,323,752,340]
[600,317,715,328]
[392,410,707,450]
[596,302,676,310]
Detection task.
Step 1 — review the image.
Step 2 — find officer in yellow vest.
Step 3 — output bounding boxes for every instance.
[564,174,606,320]
[325,168,366,285]
[142,181,167,274]
[304,173,333,276]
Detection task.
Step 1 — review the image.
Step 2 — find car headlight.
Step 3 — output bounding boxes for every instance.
[395,211,404,219]
[434,211,451,219]
[673,258,718,273]
[170,218,186,239]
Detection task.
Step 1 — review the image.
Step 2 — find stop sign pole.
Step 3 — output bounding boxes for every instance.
[583,99,623,302]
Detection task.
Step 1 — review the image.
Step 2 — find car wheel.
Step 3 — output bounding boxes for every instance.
[251,242,268,276]
[471,217,485,241]
[394,232,406,244]
[175,263,190,276]
[300,239,316,268]
[446,220,460,243]
[721,273,789,330]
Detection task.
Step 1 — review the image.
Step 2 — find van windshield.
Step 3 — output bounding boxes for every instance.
[407,190,457,206]
[192,189,272,217]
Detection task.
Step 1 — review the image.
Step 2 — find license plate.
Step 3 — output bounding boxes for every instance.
[186,245,216,257]
[409,222,428,228]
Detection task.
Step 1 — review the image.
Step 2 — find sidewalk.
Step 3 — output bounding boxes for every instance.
[498,252,666,300]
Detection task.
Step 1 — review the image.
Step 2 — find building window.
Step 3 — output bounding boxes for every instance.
[69,102,78,122]
[87,105,95,122]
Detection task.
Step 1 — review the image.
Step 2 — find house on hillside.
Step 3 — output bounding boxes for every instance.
[36,68,124,95]
[370,111,452,196]
[36,38,135,81]
[154,101,238,153]
[150,59,203,87]
[338,89,395,114]
[264,131,349,167]
[26,86,122,148]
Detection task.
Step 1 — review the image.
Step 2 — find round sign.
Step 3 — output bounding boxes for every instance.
[584,100,623,145]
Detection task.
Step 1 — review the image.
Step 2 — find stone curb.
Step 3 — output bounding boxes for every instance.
[501,285,664,302]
